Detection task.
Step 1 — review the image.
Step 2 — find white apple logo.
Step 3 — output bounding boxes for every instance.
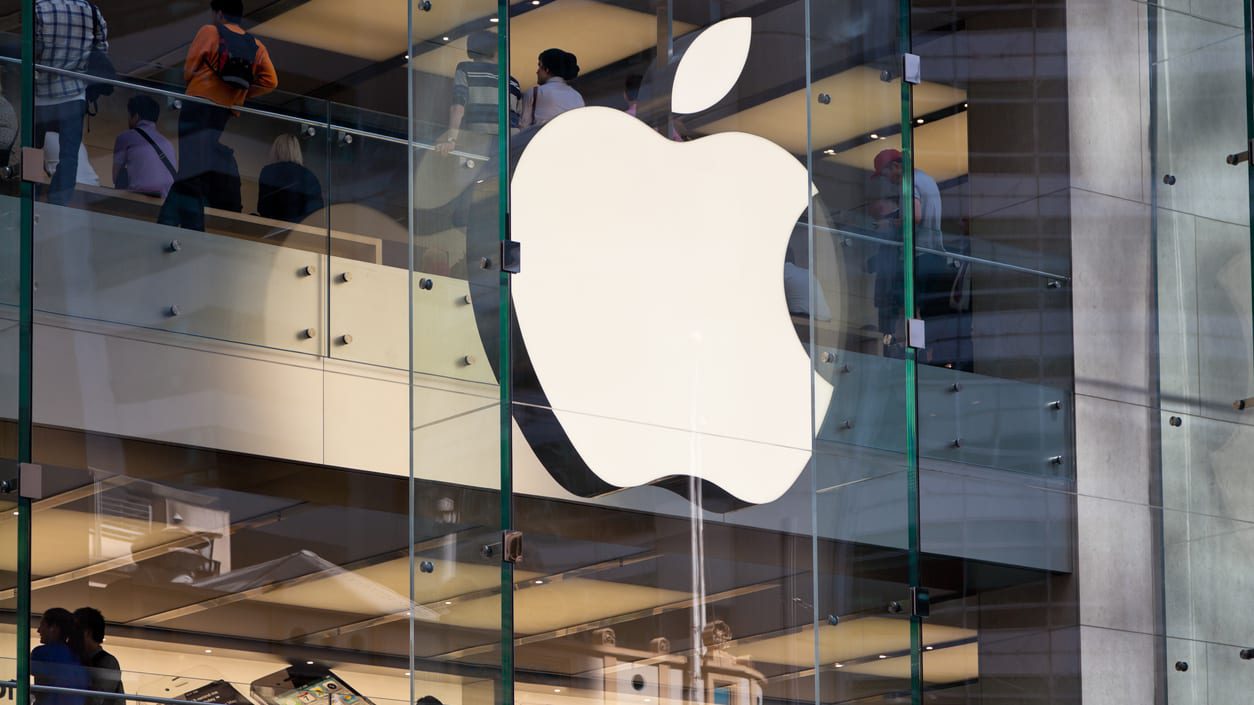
[511,17,835,506]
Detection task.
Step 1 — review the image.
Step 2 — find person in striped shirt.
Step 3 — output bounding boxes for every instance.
[435,31,520,155]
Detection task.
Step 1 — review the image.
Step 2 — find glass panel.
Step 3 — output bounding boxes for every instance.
[804,0,919,694]
[17,0,507,705]
[906,1,1079,701]
[0,0,21,691]
[410,2,507,705]
[501,1,864,705]
[1154,3,1253,705]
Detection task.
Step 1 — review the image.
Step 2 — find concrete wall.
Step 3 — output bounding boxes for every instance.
[1065,0,1164,702]
[1064,0,1254,702]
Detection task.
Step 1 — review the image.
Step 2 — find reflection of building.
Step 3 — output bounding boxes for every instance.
[0,2,1248,705]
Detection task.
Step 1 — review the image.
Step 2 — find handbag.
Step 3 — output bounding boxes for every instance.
[84,2,116,115]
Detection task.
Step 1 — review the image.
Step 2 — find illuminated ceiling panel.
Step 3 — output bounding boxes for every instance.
[253,0,691,79]
[827,111,970,182]
[509,0,696,90]
[728,617,976,667]
[251,0,408,62]
[699,66,966,156]
[251,558,526,614]
[841,641,980,684]
[409,0,696,86]
[251,0,525,62]
[435,577,689,633]
[0,508,208,576]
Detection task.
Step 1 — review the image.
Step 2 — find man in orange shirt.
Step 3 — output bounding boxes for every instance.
[159,0,277,231]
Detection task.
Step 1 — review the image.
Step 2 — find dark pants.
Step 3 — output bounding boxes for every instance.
[34,99,85,206]
[159,101,232,231]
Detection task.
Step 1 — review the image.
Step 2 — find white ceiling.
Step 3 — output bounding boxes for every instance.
[407,0,696,90]
[699,66,966,155]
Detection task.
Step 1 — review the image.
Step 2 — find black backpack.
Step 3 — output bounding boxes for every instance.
[209,24,259,90]
[83,2,116,115]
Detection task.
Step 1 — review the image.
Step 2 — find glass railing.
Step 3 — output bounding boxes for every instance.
[807,219,1072,479]
[6,61,1072,483]
[7,61,497,388]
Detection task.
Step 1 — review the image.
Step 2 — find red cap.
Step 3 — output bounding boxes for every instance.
[874,148,903,174]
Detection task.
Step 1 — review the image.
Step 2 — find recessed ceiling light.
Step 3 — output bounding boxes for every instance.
[553,689,561,693]
[306,661,315,665]
[963,102,969,108]
[444,601,453,605]
[878,654,888,659]
[925,646,934,650]
[404,672,411,677]
[10,511,17,516]
[204,649,212,654]
[869,133,878,139]
[532,0,541,4]
[534,579,544,585]
[442,36,450,41]
[823,149,835,155]
[833,663,843,668]
[916,118,924,124]
[489,17,499,22]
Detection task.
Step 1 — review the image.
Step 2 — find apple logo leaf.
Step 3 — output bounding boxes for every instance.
[671,17,752,115]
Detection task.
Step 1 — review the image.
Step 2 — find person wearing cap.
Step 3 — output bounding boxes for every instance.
[870,148,967,367]
[871,148,942,250]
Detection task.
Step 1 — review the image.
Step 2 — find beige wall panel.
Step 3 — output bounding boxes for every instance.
[32,323,325,464]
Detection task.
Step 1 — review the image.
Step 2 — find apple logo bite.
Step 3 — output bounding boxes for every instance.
[510,17,835,507]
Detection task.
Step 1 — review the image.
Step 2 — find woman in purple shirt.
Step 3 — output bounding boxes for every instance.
[112,95,177,198]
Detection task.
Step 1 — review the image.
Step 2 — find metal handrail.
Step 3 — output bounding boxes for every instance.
[814,224,1072,282]
[1,57,488,161]
[5,60,1070,281]
[2,681,238,705]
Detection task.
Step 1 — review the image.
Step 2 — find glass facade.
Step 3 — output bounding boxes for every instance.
[0,2,1249,705]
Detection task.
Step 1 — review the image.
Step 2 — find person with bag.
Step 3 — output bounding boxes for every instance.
[33,0,108,205]
[112,95,177,198]
[517,48,583,130]
[159,0,277,231]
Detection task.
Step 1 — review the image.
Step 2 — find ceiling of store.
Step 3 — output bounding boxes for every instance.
[78,0,970,178]
[5,473,982,692]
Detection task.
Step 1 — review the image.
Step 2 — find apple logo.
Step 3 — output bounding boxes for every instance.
[508,17,835,507]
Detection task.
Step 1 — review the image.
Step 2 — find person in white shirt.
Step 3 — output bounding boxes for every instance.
[783,249,832,321]
[518,48,584,130]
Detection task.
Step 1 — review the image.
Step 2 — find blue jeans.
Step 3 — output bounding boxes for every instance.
[35,99,85,206]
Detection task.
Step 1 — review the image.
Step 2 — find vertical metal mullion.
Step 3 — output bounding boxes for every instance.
[405,6,417,705]
[497,0,514,703]
[17,0,36,701]
[1245,0,1254,369]
[897,0,922,704]
[802,2,823,705]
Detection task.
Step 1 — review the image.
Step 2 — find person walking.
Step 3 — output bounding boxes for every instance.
[32,607,89,705]
[74,607,123,705]
[517,48,583,130]
[435,30,521,156]
[159,0,277,231]
[34,0,108,205]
